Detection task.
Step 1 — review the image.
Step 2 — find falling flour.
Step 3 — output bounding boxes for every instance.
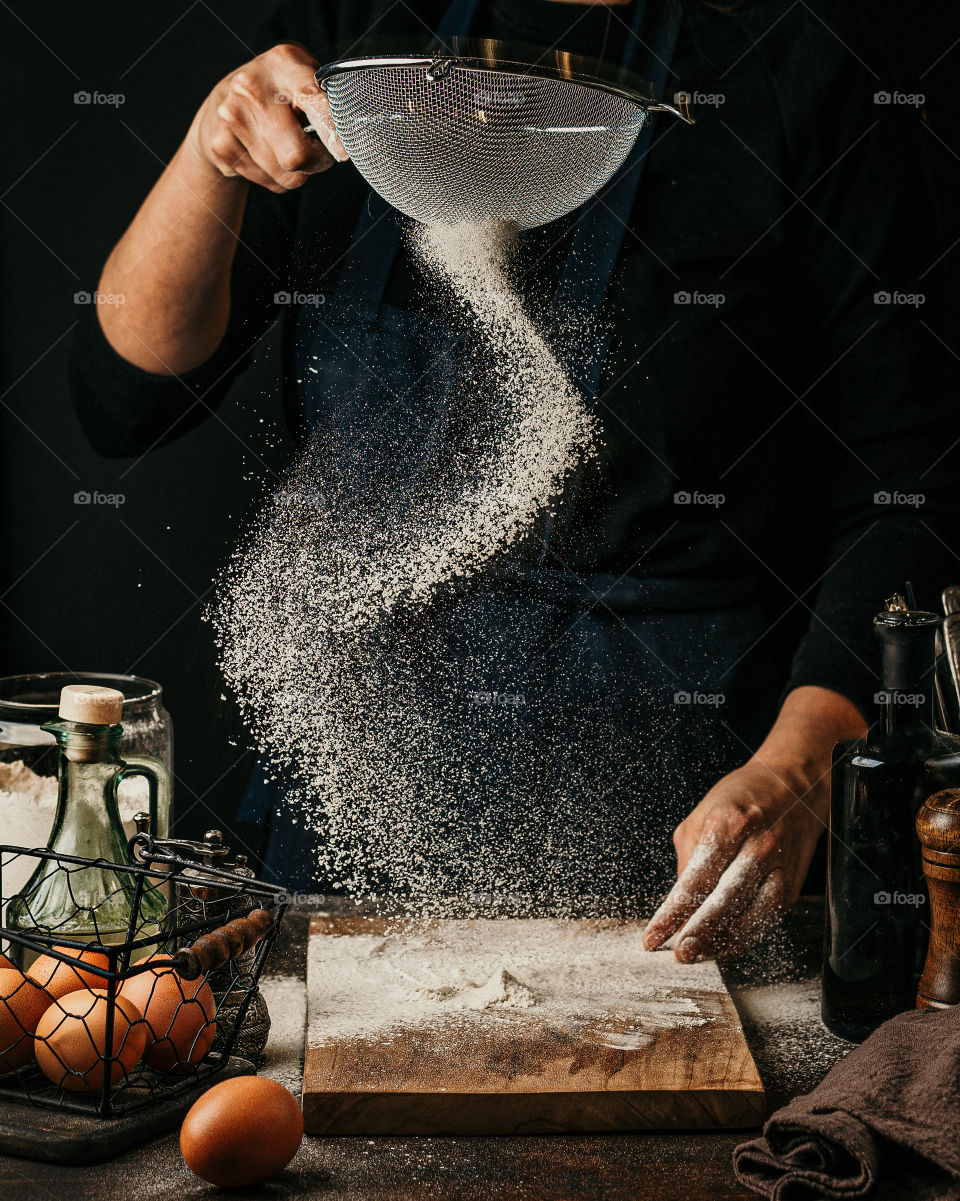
[211,218,615,911]
[218,221,595,633]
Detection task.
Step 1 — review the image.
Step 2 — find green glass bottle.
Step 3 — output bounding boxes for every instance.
[5,685,167,967]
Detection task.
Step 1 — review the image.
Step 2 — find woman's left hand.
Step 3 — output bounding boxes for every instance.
[642,685,868,963]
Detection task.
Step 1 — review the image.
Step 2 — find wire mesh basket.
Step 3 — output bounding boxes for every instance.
[316,37,693,229]
[0,834,287,1119]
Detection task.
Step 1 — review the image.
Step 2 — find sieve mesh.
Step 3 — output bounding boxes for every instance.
[324,63,648,229]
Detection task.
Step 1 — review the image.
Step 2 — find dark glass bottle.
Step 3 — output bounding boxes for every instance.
[822,610,960,1041]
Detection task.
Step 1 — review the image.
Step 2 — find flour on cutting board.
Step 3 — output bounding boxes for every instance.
[307,920,720,1049]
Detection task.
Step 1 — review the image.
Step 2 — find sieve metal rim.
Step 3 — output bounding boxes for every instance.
[315,53,694,125]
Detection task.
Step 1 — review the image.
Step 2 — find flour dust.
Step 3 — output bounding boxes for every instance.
[306,919,720,1051]
[212,219,665,914]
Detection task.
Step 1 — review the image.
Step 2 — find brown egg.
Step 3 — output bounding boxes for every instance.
[28,946,112,1000]
[120,956,216,1073]
[180,1076,303,1187]
[34,988,145,1092]
[0,968,52,1073]
[0,952,18,972]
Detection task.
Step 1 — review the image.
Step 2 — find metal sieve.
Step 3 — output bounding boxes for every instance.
[315,39,693,229]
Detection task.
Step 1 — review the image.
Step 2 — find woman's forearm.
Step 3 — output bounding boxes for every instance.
[95,44,344,377]
[97,136,249,375]
[748,685,869,815]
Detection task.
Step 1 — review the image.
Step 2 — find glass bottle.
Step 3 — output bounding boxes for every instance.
[5,685,168,967]
[0,671,172,903]
[822,609,960,1041]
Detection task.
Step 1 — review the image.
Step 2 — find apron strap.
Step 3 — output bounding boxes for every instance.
[554,0,683,397]
[337,193,403,326]
[536,3,682,556]
[330,0,482,324]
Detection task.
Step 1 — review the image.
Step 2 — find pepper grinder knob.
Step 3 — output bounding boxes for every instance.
[916,787,960,1009]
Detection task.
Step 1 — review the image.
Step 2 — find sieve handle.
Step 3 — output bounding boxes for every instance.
[171,908,274,980]
[650,95,695,124]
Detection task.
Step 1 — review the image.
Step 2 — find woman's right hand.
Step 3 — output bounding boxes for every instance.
[187,43,349,194]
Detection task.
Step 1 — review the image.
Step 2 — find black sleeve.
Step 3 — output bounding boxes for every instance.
[68,1,335,458]
[761,2,960,718]
[69,190,297,457]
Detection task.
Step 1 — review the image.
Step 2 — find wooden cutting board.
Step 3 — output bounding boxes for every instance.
[303,916,764,1136]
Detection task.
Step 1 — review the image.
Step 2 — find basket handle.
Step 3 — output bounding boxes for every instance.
[171,908,274,980]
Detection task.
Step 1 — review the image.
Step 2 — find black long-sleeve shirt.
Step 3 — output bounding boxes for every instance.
[69,0,960,721]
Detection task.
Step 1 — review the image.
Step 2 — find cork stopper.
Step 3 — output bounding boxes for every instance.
[58,684,124,726]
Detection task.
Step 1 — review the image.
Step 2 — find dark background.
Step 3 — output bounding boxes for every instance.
[2,1,959,862]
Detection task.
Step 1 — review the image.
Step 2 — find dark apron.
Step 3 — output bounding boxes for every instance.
[242,0,781,907]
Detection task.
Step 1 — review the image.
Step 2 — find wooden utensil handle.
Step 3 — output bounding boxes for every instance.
[172,908,274,980]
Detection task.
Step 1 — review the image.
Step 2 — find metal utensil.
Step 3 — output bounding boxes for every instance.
[939,585,960,733]
[314,37,693,229]
[903,581,952,732]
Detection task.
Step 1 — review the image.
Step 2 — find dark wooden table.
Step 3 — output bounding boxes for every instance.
[0,899,859,1201]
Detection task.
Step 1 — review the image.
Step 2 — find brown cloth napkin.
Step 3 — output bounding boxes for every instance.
[733,1004,960,1201]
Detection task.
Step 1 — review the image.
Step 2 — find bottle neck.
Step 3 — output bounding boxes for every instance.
[879,689,933,739]
[875,612,939,743]
[50,719,123,765]
[42,720,129,862]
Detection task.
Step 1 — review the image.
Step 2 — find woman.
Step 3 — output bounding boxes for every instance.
[70,0,959,960]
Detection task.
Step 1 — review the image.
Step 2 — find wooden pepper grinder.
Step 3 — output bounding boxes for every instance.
[916,787,960,1009]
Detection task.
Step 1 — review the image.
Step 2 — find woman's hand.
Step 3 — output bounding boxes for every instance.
[187,43,348,193]
[642,686,868,963]
[98,44,349,373]
[642,758,825,962]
